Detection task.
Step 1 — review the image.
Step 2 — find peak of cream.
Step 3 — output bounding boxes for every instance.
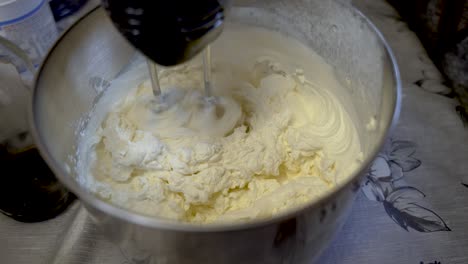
[77,25,362,223]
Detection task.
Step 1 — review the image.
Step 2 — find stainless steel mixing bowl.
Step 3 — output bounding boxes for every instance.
[30,0,401,263]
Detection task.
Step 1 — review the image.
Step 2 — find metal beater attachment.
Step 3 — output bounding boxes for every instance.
[146,45,213,99]
[147,59,161,97]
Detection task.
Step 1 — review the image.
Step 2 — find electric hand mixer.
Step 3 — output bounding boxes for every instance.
[102,0,229,96]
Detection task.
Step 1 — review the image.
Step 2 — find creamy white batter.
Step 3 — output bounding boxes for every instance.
[77,25,362,223]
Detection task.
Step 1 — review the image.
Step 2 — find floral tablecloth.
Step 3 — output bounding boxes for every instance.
[1,0,467,263]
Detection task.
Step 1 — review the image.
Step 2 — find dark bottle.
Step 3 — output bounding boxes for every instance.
[0,134,76,222]
[102,0,228,66]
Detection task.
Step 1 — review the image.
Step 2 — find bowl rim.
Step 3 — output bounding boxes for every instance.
[30,4,401,232]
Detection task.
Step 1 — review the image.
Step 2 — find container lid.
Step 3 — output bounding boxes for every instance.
[0,0,43,23]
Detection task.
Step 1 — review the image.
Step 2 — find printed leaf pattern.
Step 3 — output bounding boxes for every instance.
[362,177,385,202]
[388,140,421,172]
[389,162,404,181]
[386,186,425,202]
[361,139,450,232]
[384,201,451,232]
[368,157,392,181]
[384,187,450,232]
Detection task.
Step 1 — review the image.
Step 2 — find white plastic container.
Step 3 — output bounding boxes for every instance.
[0,0,58,145]
[0,0,58,71]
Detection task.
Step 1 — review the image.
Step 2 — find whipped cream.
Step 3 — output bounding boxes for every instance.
[77,25,362,223]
